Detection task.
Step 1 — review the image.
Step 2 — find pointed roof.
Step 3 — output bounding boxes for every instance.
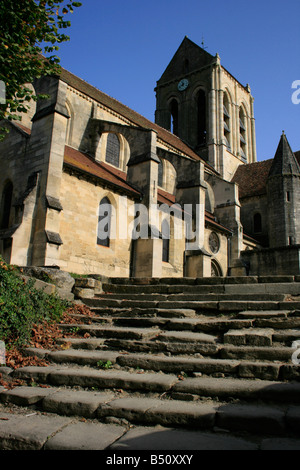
[156,36,215,85]
[268,132,300,177]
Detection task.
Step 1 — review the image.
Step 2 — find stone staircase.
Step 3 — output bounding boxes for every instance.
[2,275,300,444]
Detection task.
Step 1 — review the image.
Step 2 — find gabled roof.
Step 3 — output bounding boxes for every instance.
[59,67,205,165]
[156,36,215,85]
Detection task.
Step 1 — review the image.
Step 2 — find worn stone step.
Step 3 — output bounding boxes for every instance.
[98,293,287,302]
[22,348,265,378]
[273,329,300,344]
[220,344,294,362]
[88,307,198,318]
[55,336,294,363]
[116,353,240,375]
[102,283,226,294]
[28,349,120,367]
[2,386,298,438]
[224,328,275,347]
[153,330,218,344]
[85,298,300,313]
[12,366,179,393]
[103,338,221,356]
[102,282,300,296]
[59,324,159,341]
[107,276,297,286]
[171,376,300,403]
[72,315,254,333]
[10,360,300,402]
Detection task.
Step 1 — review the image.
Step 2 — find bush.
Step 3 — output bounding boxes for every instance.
[0,257,70,347]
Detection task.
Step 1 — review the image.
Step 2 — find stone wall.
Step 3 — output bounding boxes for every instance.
[241,245,300,276]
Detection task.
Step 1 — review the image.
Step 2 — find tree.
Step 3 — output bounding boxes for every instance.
[0,0,82,140]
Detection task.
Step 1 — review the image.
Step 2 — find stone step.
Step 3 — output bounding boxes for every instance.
[23,346,299,381]
[88,307,198,318]
[11,366,300,401]
[107,276,298,285]
[12,366,179,394]
[56,337,295,362]
[2,385,299,438]
[97,293,287,302]
[84,297,300,312]
[102,282,300,296]
[70,312,300,334]
[63,337,221,356]
[59,324,160,341]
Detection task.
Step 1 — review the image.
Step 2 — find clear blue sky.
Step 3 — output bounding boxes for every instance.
[57,0,300,161]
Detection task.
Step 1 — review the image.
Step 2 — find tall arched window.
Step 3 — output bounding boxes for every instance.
[197,89,207,145]
[239,107,247,161]
[106,134,120,168]
[97,197,112,247]
[162,219,170,263]
[169,99,179,136]
[0,181,13,230]
[223,93,231,150]
[158,159,163,187]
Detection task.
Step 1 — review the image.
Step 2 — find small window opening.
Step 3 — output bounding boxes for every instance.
[170,100,179,136]
[105,134,120,168]
[0,181,13,230]
[158,159,163,187]
[253,213,262,234]
[162,219,170,263]
[197,90,207,145]
[97,197,112,247]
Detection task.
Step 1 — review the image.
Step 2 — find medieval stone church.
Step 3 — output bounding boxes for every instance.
[1,37,300,278]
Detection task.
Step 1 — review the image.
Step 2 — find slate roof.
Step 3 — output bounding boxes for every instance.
[268,132,300,177]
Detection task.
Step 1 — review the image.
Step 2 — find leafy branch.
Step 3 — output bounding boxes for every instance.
[0,0,82,140]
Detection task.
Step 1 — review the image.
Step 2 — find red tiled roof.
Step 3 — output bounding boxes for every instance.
[157,188,176,206]
[232,159,273,199]
[64,146,141,198]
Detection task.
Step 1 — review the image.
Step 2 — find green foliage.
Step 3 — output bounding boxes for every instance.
[0,257,70,347]
[97,360,113,370]
[0,0,82,139]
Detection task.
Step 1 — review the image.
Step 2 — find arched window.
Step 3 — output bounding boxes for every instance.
[97,197,112,247]
[162,219,170,263]
[211,259,223,277]
[197,89,207,145]
[105,134,120,168]
[239,107,247,161]
[158,159,163,187]
[253,213,262,234]
[169,99,179,136]
[0,181,13,230]
[223,93,231,150]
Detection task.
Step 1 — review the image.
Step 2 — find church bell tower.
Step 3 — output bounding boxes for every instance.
[155,37,257,181]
